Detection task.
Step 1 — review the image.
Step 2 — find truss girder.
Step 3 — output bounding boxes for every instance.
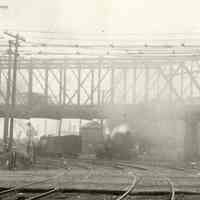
[0,59,200,106]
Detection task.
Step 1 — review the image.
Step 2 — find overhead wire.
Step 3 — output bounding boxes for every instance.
[3,27,200,36]
[2,30,200,61]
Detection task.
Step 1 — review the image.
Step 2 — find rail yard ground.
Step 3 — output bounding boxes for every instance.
[0,157,200,199]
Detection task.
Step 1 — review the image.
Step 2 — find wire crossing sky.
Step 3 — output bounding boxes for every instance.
[0,0,200,35]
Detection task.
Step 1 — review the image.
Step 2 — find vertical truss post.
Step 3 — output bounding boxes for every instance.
[28,59,33,106]
[132,67,136,104]
[101,89,105,104]
[144,65,149,103]
[169,65,173,102]
[110,66,114,104]
[44,68,48,104]
[57,119,62,136]
[3,40,12,152]
[123,68,127,103]
[77,65,81,105]
[157,67,161,100]
[100,119,104,136]
[181,65,184,98]
[59,68,63,104]
[98,62,101,104]
[91,69,94,104]
[63,68,66,104]
[44,120,47,135]
[79,119,82,134]
[190,65,193,97]
[58,68,63,137]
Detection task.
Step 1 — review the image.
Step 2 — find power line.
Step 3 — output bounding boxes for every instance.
[2,31,200,62]
[3,28,200,38]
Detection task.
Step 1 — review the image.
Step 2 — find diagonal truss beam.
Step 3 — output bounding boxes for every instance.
[33,70,58,103]
[71,69,91,100]
[84,68,110,104]
[48,69,71,102]
[67,70,91,104]
[183,63,200,93]
[158,67,182,101]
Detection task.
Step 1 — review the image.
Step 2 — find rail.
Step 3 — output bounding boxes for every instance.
[0,171,66,196]
[166,177,175,200]
[115,174,138,200]
[26,188,58,200]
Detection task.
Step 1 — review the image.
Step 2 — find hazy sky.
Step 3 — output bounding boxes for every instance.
[0,0,200,34]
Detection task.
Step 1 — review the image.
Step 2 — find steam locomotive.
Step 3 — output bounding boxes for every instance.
[38,127,148,160]
[95,130,140,159]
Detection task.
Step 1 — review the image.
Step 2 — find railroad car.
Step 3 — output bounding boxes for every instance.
[38,135,81,157]
[38,127,149,160]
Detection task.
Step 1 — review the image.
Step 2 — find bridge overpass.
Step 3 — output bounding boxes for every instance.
[0,101,199,120]
[1,31,200,159]
[0,57,200,119]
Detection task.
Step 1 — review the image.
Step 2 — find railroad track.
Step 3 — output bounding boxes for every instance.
[11,162,125,199]
[35,157,186,172]
[166,178,175,200]
[115,173,138,200]
[24,188,58,200]
[29,158,179,200]
[0,171,67,200]
[1,159,99,200]
[84,159,126,170]
[114,167,177,200]
[0,157,197,200]
[0,173,197,200]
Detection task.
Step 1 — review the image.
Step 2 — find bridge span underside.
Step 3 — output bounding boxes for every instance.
[0,103,198,121]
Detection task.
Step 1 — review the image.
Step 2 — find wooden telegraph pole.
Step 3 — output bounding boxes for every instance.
[4,32,25,153]
[8,35,19,152]
[1,0,9,152]
[3,40,12,152]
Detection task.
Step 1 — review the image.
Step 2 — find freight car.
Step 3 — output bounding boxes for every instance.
[38,135,81,158]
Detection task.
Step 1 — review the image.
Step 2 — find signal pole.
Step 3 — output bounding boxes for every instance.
[1,4,9,152]
[3,40,12,152]
[8,35,19,152]
[4,32,25,153]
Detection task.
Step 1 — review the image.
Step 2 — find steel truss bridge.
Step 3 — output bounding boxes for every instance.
[0,31,200,158]
[0,31,200,120]
[0,57,200,120]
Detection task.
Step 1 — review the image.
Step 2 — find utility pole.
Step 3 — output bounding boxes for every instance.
[1,2,9,152]
[8,36,19,152]
[3,40,12,152]
[4,32,25,153]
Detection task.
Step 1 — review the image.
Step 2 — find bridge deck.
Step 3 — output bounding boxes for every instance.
[0,103,198,120]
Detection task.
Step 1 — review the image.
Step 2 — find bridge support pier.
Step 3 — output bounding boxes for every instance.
[184,117,199,161]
